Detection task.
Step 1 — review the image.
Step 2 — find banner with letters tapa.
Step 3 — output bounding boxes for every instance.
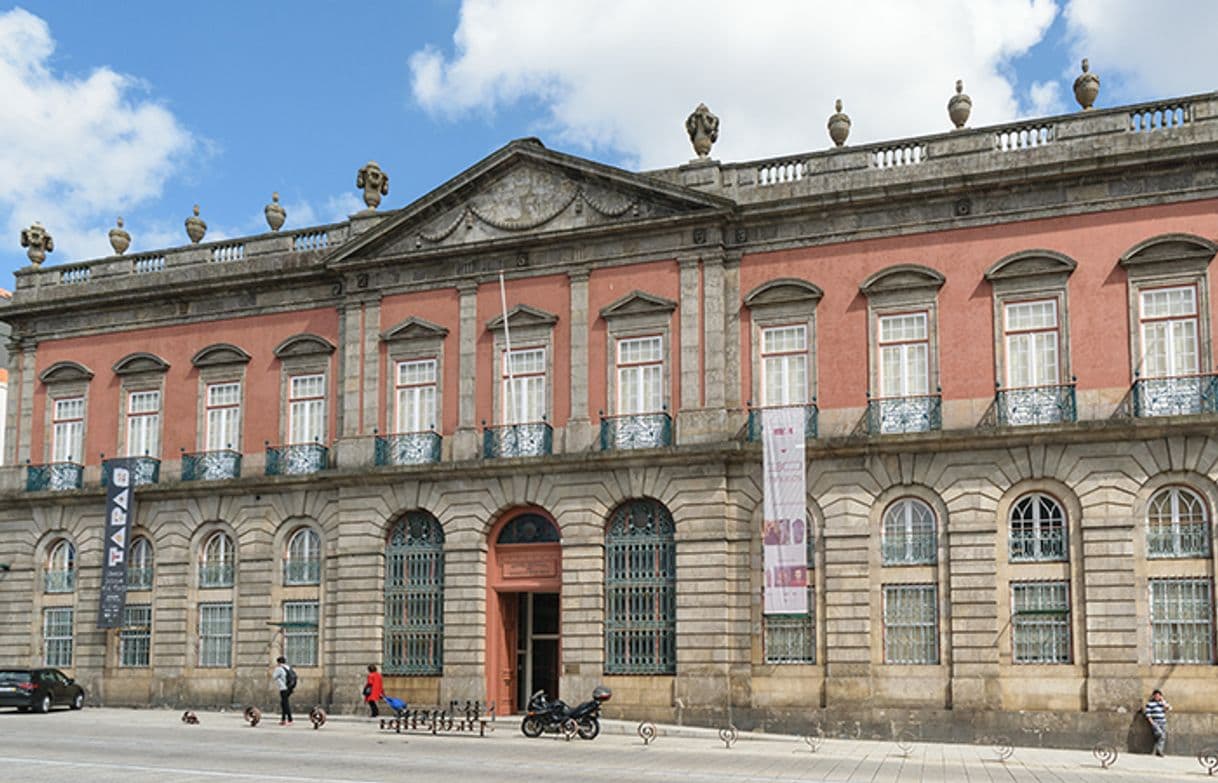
[97,459,137,629]
[761,407,808,615]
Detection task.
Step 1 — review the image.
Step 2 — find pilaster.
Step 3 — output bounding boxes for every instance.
[454,282,479,460]
[702,252,725,408]
[361,297,381,435]
[17,340,35,465]
[565,269,593,451]
[723,253,742,410]
[678,256,701,411]
[339,303,362,437]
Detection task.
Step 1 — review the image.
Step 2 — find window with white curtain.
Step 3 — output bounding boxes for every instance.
[1140,286,1199,378]
[198,603,233,668]
[288,374,326,444]
[125,390,161,457]
[616,336,663,414]
[43,607,74,667]
[52,397,84,463]
[760,325,807,406]
[878,313,929,398]
[883,584,938,664]
[395,359,437,433]
[502,348,546,423]
[1004,300,1059,388]
[205,382,241,451]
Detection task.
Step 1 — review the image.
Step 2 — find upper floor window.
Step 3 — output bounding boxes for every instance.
[1140,286,1199,378]
[127,536,154,590]
[503,348,546,424]
[1148,486,1211,558]
[126,390,160,457]
[285,528,321,585]
[200,532,234,588]
[1009,493,1067,562]
[882,498,936,565]
[395,359,437,433]
[616,336,663,414]
[1005,300,1060,388]
[205,382,241,451]
[878,313,929,399]
[52,398,84,463]
[288,374,326,444]
[761,325,808,406]
[45,539,76,593]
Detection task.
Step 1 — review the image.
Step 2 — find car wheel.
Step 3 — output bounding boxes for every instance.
[70,692,84,710]
[520,716,544,738]
[35,694,51,714]
[577,716,600,740]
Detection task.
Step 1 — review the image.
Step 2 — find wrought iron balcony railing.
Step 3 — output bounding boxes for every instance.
[882,536,937,565]
[26,462,83,492]
[1132,373,1218,417]
[265,442,329,476]
[865,393,942,435]
[126,567,154,590]
[375,431,442,466]
[745,402,819,442]
[199,563,234,588]
[44,571,75,593]
[101,456,161,487]
[1009,528,1067,562]
[996,382,1077,426]
[599,411,672,451]
[482,421,553,459]
[284,558,321,585]
[181,449,242,481]
[1148,523,1211,558]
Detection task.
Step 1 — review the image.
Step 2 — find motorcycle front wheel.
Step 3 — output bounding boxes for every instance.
[577,716,600,740]
[521,716,544,738]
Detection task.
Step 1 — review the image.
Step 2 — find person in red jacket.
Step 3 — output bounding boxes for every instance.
[364,664,384,717]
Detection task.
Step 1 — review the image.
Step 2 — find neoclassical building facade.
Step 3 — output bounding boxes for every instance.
[3,82,1218,750]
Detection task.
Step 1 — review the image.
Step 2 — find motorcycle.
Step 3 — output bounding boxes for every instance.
[520,685,611,740]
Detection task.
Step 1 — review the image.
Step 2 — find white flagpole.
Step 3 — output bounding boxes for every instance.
[499,271,516,422]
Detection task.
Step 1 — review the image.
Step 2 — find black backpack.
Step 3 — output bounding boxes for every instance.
[285,666,298,693]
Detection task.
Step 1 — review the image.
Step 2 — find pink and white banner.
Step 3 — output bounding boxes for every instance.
[762,407,808,615]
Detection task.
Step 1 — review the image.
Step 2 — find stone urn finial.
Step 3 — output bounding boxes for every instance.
[265,192,286,232]
[185,204,207,244]
[20,222,53,267]
[948,80,972,129]
[108,216,131,255]
[356,161,389,210]
[827,99,851,147]
[685,103,720,159]
[1073,58,1100,110]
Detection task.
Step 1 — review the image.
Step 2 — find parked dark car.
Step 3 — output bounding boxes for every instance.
[0,668,85,713]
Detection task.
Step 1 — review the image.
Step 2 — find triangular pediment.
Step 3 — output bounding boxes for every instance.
[381,316,449,342]
[486,304,558,332]
[328,139,733,263]
[600,291,677,320]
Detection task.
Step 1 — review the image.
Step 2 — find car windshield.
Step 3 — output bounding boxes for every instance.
[0,671,32,684]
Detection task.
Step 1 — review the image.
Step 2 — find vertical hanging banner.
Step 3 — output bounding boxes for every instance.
[762,407,808,614]
[97,459,136,629]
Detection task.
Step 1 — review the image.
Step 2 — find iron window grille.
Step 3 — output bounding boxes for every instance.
[43,607,73,668]
[1011,581,1071,664]
[283,601,319,667]
[284,528,322,585]
[883,584,938,664]
[44,540,76,593]
[1009,493,1067,562]
[605,499,676,674]
[1147,487,1211,558]
[881,498,937,565]
[198,603,233,668]
[127,537,154,590]
[383,511,444,675]
[763,522,815,664]
[1150,578,1214,664]
[120,604,152,668]
[199,532,235,588]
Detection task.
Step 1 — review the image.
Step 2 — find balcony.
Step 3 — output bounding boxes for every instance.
[284,557,321,585]
[996,382,1077,426]
[1132,373,1218,417]
[866,393,942,435]
[181,449,242,481]
[1010,528,1067,562]
[375,431,441,466]
[265,442,329,476]
[745,403,818,442]
[26,462,83,492]
[599,411,672,451]
[199,563,234,588]
[44,570,75,593]
[482,421,552,459]
[101,456,161,487]
[126,567,154,590]
[1148,523,1211,558]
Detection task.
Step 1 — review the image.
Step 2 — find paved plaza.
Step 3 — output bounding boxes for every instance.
[0,707,1202,782]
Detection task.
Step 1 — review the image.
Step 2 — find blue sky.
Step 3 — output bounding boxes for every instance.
[0,1,1211,285]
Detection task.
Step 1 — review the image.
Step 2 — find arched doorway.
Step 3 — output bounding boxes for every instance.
[485,511,561,713]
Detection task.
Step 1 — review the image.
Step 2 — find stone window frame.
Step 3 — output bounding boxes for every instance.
[270,517,325,670]
[743,279,823,408]
[1118,233,1218,380]
[880,497,938,566]
[380,317,448,434]
[126,533,155,592]
[272,334,335,445]
[42,605,75,668]
[984,250,1077,389]
[599,291,677,417]
[44,537,77,594]
[38,361,93,465]
[859,265,945,400]
[486,305,558,425]
[756,503,823,667]
[118,603,153,669]
[191,344,251,453]
[1008,579,1073,665]
[113,353,170,459]
[881,583,940,665]
[188,522,238,671]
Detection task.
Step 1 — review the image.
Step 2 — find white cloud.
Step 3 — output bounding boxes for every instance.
[0,8,194,262]
[1027,80,1064,116]
[409,0,1059,169]
[1064,0,1218,103]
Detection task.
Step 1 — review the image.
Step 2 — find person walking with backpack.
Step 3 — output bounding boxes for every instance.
[273,656,295,726]
[364,664,384,717]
